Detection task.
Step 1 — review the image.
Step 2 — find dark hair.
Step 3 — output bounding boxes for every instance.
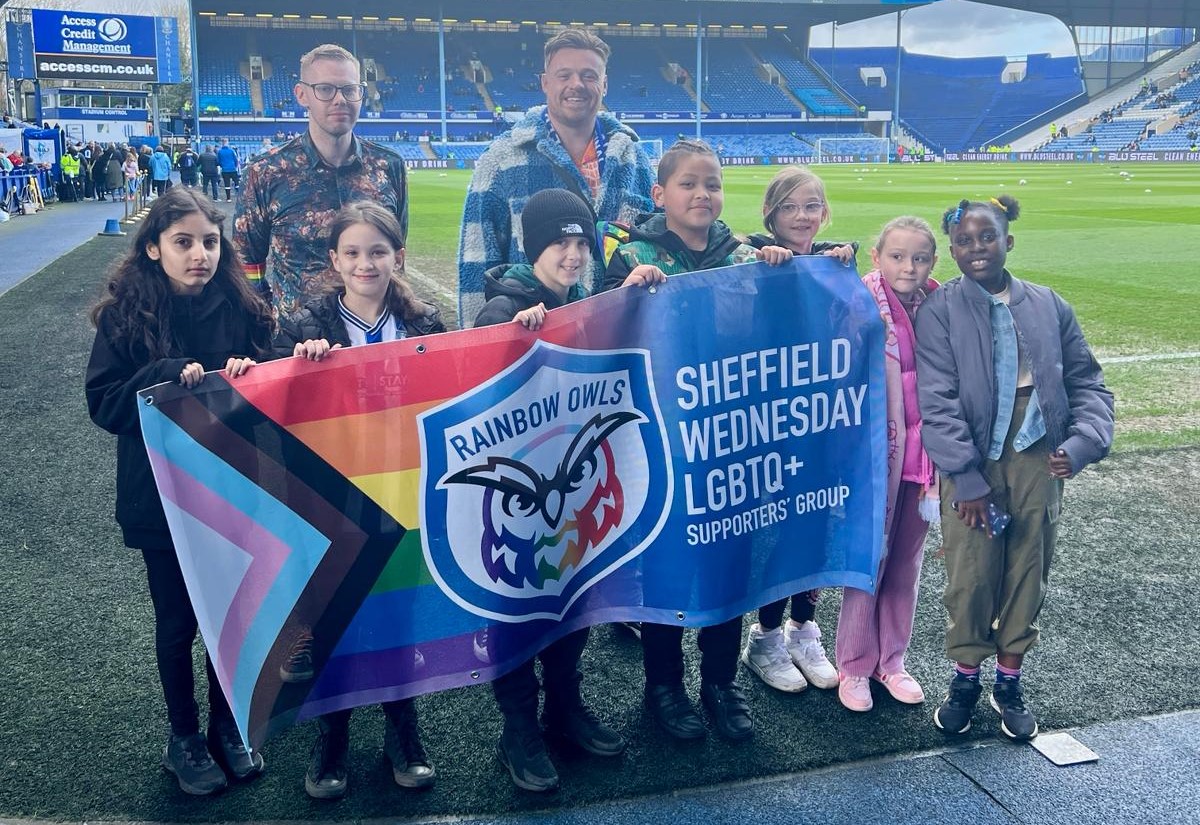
[325,200,427,323]
[941,194,1021,234]
[543,28,611,68]
[656,137,719,186]
[90,187,273,358]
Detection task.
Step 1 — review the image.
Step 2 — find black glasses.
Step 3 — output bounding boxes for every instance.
[298,81,366,102]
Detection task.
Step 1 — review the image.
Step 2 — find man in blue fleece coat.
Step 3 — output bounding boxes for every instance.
[456,27,655,327]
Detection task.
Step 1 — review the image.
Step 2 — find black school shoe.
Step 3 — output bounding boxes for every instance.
[207,719,265,781]
[934,675,983,735]
[162,733,228,795]
[700,681,754,741]
[497,720,559,792]
[990,680,1039,741]
[645,683,706,740]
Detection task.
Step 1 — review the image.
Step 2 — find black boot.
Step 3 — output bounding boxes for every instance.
[304,714,349,800]
[544,690,625,756]
[383,700,436,789]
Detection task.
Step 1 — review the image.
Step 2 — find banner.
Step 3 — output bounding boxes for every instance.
[138,258,887,749]
[5,22,36,79]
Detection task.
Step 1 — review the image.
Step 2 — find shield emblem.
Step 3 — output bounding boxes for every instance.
[419,341,672,621]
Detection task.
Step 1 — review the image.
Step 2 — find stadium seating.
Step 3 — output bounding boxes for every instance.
[810,48,1082,151]
[753,37,857,116]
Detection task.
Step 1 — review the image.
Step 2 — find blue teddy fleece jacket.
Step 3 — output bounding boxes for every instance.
[456,105,655,327]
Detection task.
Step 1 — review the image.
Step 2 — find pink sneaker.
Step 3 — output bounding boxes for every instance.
[872,670,926,704]
[838,674,873,712]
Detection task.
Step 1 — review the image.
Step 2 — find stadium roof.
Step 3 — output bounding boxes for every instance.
[190,0,1200,29]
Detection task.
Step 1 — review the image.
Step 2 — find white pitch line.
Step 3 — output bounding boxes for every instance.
[1101,352,1200,364]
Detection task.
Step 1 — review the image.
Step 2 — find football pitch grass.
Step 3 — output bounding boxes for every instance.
[0,161,1196,821]
[404,161,1200,452]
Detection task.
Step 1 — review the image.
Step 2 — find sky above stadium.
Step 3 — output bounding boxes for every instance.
[810,0,1077,57]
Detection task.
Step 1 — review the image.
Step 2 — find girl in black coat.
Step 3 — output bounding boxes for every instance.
[86,187,274,795]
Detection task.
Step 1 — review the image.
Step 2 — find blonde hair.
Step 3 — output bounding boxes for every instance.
[874,215,937,255]
[299,43,359,78]
[762,166,830,235]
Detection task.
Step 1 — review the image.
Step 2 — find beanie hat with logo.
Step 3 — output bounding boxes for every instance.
[520,188,596,264]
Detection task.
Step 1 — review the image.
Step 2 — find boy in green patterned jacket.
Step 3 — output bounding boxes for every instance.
[600,138,791,293]
[600,137,793,742]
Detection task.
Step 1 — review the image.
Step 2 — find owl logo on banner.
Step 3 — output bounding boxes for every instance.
[419,342,672,622]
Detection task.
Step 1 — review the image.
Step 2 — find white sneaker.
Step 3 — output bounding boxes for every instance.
[741,623,807,692]
[784,620,839,689]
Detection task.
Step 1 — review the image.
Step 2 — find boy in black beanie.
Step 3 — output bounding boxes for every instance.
[473,187,660,792]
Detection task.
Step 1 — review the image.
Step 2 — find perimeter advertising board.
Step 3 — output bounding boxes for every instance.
[31,10,180,83]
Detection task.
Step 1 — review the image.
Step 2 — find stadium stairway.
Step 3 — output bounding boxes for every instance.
[1009,40,1200,152]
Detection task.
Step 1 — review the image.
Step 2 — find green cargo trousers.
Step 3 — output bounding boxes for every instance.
[940,395,1064,666]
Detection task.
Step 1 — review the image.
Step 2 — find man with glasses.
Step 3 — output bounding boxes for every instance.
[456,28,655,326]
[234,43,408,318]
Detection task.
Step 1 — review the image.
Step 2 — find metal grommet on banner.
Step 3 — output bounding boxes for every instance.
[144,396,153,406]
[416,344,426,353]
[648,286,657,294]
[470,670,480,680]
[676,611,685,622]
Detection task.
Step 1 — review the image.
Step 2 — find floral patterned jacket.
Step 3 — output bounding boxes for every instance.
[233,131,408,317]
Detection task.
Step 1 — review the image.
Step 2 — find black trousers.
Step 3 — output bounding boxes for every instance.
[758,589,820,630]
[202,174,219,200]
[142,548,233,737]
[321,698,414,734]
[642,616,743,687]
[492,627,589,720]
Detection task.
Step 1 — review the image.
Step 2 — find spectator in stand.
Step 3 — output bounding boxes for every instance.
[198,144,220,200]
[0,146,14,173]
[456,27,654,325]
[92,143,113,201]
[1059,125,1068,139]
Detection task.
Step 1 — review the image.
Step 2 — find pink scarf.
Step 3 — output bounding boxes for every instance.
[862,270,940,535]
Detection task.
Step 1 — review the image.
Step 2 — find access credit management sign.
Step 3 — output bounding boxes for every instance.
[32,10,179,83]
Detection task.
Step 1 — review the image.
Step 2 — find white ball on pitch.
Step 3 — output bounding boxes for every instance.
[1145,188,1152,192]
[1066,180,1072,184]
[1119,170,1129,177]
[1019,179,1027,185]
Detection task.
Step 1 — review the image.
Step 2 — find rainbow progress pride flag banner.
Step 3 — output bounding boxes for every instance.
[138,257,887,748]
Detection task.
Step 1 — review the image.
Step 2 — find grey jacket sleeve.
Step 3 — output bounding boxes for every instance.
[915,295,991,502]
[1053,294,1115,473]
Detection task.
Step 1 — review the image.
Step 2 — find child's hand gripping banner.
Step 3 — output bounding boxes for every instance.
[138,257,887,749]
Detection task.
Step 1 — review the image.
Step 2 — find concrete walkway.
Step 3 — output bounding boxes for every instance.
[445,710,1198,825]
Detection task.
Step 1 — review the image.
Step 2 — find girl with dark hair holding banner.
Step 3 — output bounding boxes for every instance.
[86,187,273,795]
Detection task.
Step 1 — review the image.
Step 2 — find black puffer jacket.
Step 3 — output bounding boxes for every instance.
[473,263,577,328]
[86,281,265,550]
[273,290,445,359]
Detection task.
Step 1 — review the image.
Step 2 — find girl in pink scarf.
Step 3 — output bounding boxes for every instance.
[836,216,940,712]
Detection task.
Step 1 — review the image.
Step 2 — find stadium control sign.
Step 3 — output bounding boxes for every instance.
[31,10,180,83]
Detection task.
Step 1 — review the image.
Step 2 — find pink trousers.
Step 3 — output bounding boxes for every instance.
[836,481,929,678]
